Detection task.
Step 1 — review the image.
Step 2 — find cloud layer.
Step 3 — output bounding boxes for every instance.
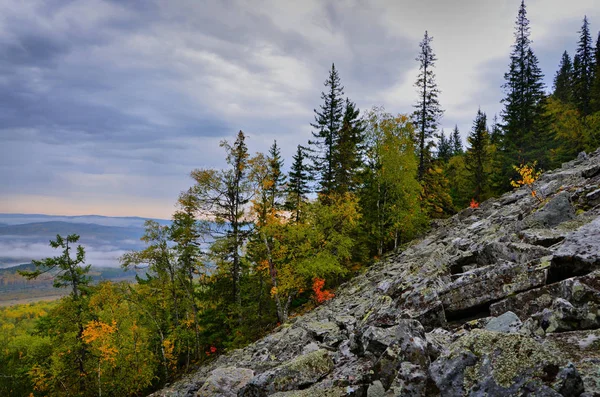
[1,0,599,218]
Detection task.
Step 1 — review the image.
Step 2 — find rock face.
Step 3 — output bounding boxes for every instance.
[152,149,600,396]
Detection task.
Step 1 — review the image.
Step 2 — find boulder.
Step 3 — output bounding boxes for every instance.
[524,191,576,228]
[544,330,600,396]
[485,311,522,333]
[440,261,547,315]
[550,216,600,282]
[429,329,584,396]
[239,349,334,396]
[196,367,254,397]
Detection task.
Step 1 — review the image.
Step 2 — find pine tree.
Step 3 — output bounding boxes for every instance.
[553,51,574,103]
[286,145,310,223]
[267,140,286,210]
[437,129,452,162]
[334,99,365,194]
[450,125,463,155]
[466,109,490,202]
[500,0,547,183]
[309,63,345,196]
[413,31,443,181]
[591,31,600,113]
[573,16,595,116]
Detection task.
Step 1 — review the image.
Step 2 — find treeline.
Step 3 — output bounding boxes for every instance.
[2,1,600,396]
[440,1,600,208]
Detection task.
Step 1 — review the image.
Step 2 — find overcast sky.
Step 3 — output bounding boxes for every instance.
[0,0,599,219]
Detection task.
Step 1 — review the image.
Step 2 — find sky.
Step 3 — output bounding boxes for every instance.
[1,0,599,219]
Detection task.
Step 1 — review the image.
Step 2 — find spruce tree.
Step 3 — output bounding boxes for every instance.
[591,31,600,113]
[573,16,594,116]
[413,31,443,180]
[489,114,503,146]
[466,109,490,202]
[553,51,574,103]
[437,129,452,162]
[500,0,547,182]
[286,145,310,222]
[450,125,463,155]
[267,140,286,209]
[334,99,365,194]
[309,63,345,196]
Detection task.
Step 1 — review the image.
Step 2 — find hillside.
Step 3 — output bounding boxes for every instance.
[154,150,600,396]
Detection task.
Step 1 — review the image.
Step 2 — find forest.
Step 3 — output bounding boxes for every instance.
[2,2,600,396]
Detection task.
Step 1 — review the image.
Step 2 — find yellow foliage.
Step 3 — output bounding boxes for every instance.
[510,161,543,202]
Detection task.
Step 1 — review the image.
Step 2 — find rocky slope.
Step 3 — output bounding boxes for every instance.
[154,149,600,397]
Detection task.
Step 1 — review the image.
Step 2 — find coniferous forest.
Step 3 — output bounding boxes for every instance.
[2,1,600,395]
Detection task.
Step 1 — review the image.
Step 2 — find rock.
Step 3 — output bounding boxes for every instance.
[429,329,583,396]
[485,311,522,333]
[388,361,435,396]
[196,367,254,397]
[366,380,385,397]
[525,191,576,228]
[544,330,600,395]
[521,229,566,247]
[239,349,334,396]
[302,321,343,346]
[440,260,547,315]
[550,216,600,282]
[269,385,348,397]
[584,188,600,206]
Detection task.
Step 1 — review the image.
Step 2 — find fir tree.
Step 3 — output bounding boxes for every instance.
[450,125,463,155]
[334,99,365,194]
[267,140,286,210]
[286,145,310,222]
[309,63,345,196]
[500,0,548,181]
[489,114,503,146]
[573,16,594,116]
[466,109,490,202]
[591,31,600,113]
[553,51,574,103]
[437,129,452,162]
[413,31,443,180]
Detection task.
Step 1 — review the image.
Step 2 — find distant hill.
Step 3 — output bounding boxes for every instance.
[0,213,170,228]
[0,214,171,269]
[0,221,142,241]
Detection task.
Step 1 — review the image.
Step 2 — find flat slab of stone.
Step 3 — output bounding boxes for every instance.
[550,216,600,281]
[440,261,547,314]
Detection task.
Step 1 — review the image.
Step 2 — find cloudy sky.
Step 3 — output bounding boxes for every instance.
[1,0,599,219]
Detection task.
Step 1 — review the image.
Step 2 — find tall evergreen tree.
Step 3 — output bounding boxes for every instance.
[413,31,443,181]
[500,0,547,180]
[309,63,345,196]
[334,99,365,194]
[286,145,310,223]
[489,114,503,146]
[267,140,286,210]
[553,51,574,103]
[450,125,463,155]
[573,16,595,116]
[466,109,490,202]
[591,31,600,113]
[437,129,452,162]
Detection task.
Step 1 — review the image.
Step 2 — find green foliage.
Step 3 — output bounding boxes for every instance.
[413,30,444,181]
[553,51,574,103]
[573,16,595,116]
[360,108,426,256]
[465,109,491,202]
[309,63,345,196]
